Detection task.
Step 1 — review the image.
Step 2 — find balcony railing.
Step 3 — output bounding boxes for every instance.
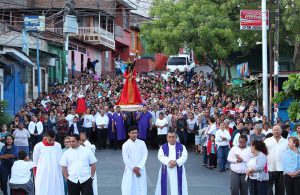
[46,27,115,49]
[46,28,64,35]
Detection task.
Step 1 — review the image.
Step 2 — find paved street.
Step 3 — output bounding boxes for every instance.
[96,149,230,195]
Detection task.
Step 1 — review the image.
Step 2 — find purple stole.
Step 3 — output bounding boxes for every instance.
[161,142,183,195]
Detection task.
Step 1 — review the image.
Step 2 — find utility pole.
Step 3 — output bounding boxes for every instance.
[268,0,274,121]
[63,0,74,84]
[273,0,280,123]
[262,0,269,118]
[274,0,280,95]
[36,36,40,95]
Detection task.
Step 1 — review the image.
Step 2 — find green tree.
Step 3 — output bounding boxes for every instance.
[141,0,261,92]
[281,0,300,66]
[226,79,262,101]
[273,74,300,122]
[0,101,12,127]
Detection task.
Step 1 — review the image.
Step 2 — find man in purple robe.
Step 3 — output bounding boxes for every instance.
[105,105,115,149]
[112,106,127,150]
[136,106,152,141]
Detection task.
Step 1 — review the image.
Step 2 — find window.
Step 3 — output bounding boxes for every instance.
[107,18,114,33]
[28,68,33,99]
[100,15,106,30]
[167,57,188,65]
[80,53,84,72]
[131,32,135,50]
[34,69,38,86]
[71,50,75,61]
[123,11,129,29]
[42,69,45,92]
[93,16,99,28]
[77,17,88,27]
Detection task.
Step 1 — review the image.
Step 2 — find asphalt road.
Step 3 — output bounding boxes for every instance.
[96,149,230,195]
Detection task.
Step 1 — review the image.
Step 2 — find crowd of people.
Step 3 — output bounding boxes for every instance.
[0,67,299,195]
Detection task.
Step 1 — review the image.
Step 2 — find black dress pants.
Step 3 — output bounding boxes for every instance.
[67,178,94,195]
[285,175,300,195]
[97,128,108,149]
[268,171,285,195]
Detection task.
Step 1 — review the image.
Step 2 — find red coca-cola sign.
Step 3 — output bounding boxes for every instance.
[240,10,269,30]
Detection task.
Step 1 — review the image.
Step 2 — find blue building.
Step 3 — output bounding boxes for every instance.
[0,47,35,115]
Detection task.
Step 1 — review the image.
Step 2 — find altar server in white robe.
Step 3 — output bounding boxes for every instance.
[121,126,148,195]
[33,130,64,195]
[80,132,98,195]
[155,131,188,195]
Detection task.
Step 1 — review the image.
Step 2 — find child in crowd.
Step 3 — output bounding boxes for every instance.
[0,124,9,143]
[207,134,217,169]
[63,136,70,152]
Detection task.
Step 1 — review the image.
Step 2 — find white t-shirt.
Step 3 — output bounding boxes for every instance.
[83,114,95,128]
[247,157,258,179]
[0,142,4,151]
[187,118,197,130]
[13,129,30,146]
[10,160,34,184]
[155,118,169,135]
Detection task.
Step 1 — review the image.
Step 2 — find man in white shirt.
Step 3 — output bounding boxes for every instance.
[227,134,251,195]
[155,112,169,146]
[66,108,79,127]
[121,126,148,195]
[94,110,109,150]
[80,132,98,195]
[60,134,97,195]
[155,131,188,195]
[264,125,288,195]
[215,122,231,172]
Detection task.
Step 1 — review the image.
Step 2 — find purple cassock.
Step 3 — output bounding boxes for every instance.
[106,112,115,140]
[112,112,126,141]
[137,111,152,140]
[161,142,183,195]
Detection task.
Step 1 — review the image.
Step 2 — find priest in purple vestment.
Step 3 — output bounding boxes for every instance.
[155,131,188,195]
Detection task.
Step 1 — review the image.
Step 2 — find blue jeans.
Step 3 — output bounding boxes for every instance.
[217,145,229,171]
[16,146,29,156]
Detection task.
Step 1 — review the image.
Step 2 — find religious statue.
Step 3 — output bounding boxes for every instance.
[116,52,143,111]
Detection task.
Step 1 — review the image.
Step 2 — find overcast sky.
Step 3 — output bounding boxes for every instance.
[125,0,152,17]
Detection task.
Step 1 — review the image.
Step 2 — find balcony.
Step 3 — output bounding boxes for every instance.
[46,27,115,50]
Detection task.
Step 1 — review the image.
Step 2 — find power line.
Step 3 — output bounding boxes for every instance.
[2,33,21,46]
[44,0,57,16]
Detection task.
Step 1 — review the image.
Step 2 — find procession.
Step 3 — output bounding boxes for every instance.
[0,0,299,195]
[0,53,299,195]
